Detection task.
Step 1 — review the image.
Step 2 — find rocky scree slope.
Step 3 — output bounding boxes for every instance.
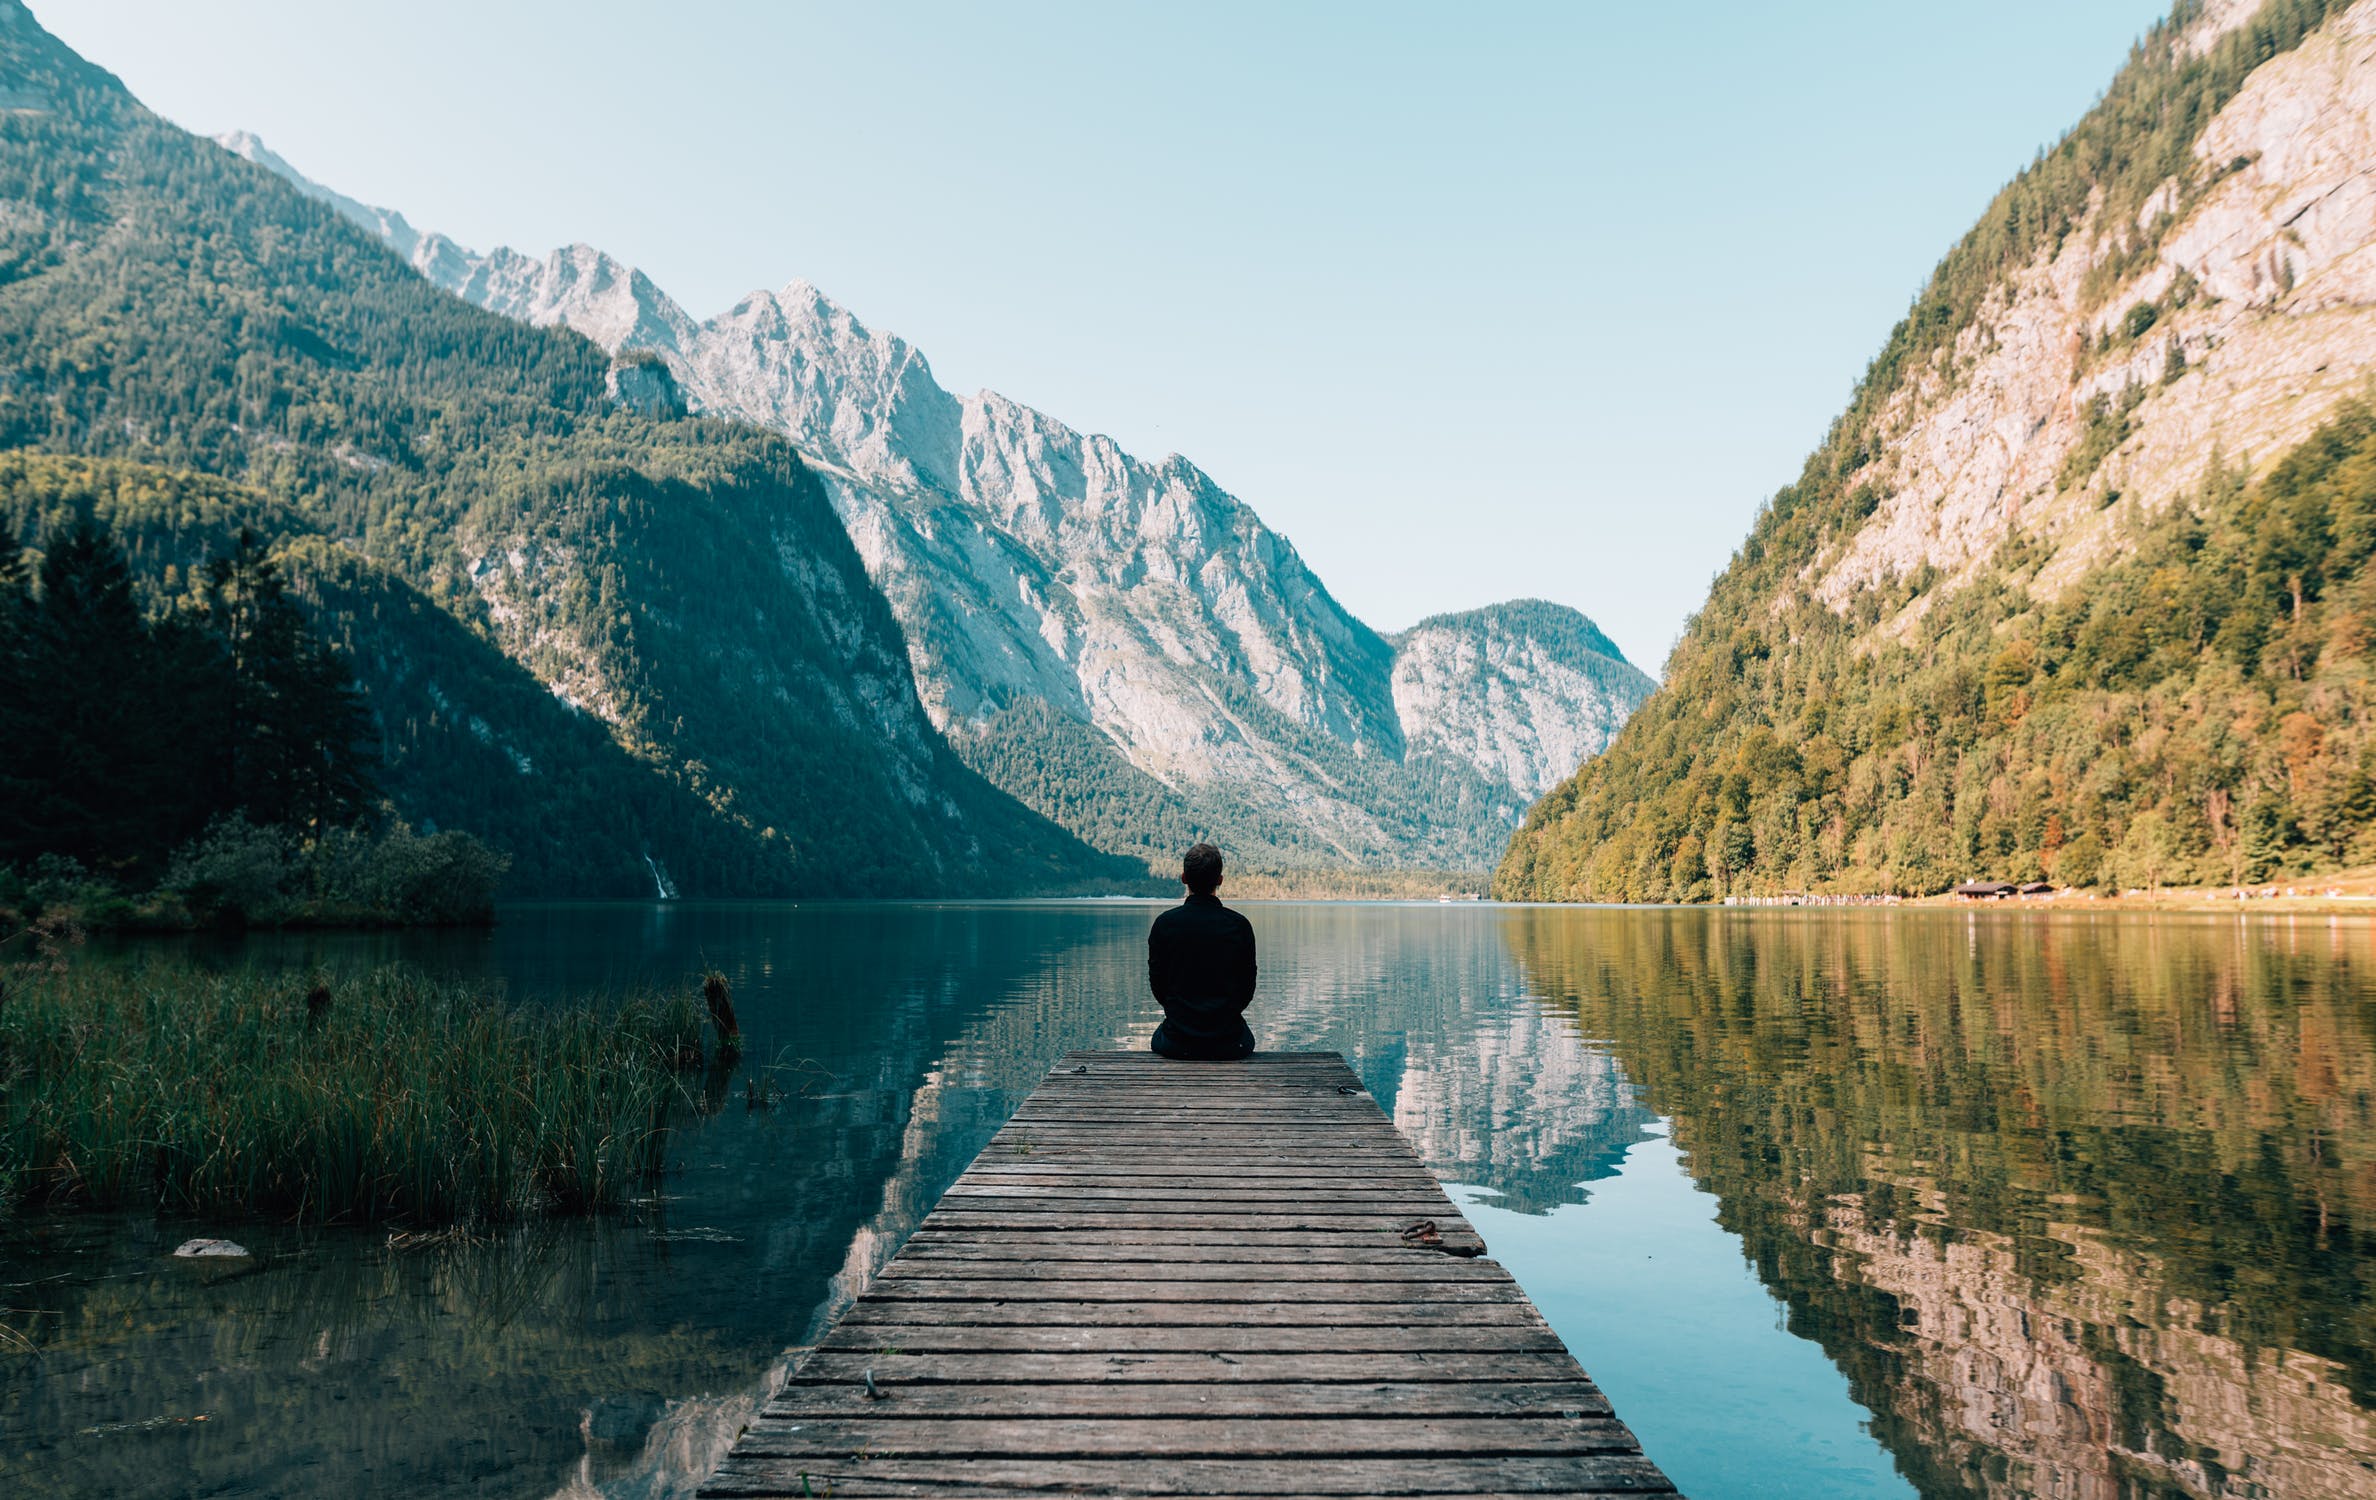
[0,3,1127,896]
[221,135,1656,873]
[1501,0,2376,900]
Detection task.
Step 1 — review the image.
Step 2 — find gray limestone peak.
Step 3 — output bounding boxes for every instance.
[220,129,1653,870]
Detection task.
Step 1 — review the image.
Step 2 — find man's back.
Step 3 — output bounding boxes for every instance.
[1147,891,1257,1059]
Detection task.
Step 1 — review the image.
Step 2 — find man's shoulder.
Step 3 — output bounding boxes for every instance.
[1150,898,1249,933]
[1204,901,1254,940]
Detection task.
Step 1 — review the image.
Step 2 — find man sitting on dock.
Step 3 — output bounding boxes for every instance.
[1147,842,1257,1061]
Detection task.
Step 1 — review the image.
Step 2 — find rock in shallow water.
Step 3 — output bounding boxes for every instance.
[172,1238,249,1258]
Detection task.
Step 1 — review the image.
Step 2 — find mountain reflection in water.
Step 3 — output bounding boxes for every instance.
[2,902,2370,1500]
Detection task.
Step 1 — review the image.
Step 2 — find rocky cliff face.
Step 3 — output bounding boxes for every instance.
[1811,0,2376,624]
[1393,603,1655,800]
[219,134,1653,871]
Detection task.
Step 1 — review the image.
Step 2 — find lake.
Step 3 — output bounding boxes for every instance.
[3,901,2372,1499]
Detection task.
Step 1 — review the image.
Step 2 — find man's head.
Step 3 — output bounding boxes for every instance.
[1181,843,1224,896]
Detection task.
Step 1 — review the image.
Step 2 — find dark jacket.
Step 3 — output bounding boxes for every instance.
[1147,893,1257,1058]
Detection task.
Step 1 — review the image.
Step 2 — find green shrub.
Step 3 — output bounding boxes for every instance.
[154,816,509,928]
[162,818,298,925]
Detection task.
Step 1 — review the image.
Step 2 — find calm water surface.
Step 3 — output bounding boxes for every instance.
[3,902,2372,1499]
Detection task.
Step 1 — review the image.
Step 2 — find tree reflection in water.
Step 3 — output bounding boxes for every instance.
[1505,906,2376,1500]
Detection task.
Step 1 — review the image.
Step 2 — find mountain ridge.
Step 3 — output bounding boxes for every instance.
[0,3,1134,896]
[214,130,1655,871]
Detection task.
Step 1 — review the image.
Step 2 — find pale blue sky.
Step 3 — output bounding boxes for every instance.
[40,0,2171,671]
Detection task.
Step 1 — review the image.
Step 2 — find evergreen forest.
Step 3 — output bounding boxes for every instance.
[0,462,505,925]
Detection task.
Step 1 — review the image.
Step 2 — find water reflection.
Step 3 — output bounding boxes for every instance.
[5,903,2370,1499]
[5,903,1665,1500]
[1506,907,2376,1499]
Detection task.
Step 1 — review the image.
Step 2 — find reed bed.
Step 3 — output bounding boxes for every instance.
[0,962,702,1225]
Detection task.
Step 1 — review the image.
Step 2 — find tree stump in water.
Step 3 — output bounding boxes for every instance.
[701,970,740,1060]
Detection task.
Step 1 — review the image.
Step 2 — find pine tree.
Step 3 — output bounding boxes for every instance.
[18,515,172,870]
[199,528,377,831]
[2241,797,2288,884]
[0,528,33,857]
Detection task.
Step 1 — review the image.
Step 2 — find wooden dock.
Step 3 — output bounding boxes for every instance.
[700,1050,1677,1497]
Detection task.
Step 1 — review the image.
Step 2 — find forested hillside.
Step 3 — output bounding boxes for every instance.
[1500,0,2376,900]
[1,453,772,895]
[0,2,1131,896]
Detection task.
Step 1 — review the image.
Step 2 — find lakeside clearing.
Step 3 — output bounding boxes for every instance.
[1901,862,2376,915]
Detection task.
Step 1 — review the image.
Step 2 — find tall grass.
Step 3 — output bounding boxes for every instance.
[0,962,701,1225]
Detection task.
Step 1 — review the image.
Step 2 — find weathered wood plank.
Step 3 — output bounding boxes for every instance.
[917,1212,1479,1235]
[1005,1104,1392,1117]
[976,1158,1427,1170]
[1008,1095,1379,1106]
[1004,1106,1384,1118]
[942,1178,1455,1195]
[877,1257,1508,1280]
[928,1197,1471,1217]
[843,1301,1548,1328]
[895,1235,1477,1259]
[1000,1112,1393,1122]
[702,1455,1678,1496]
[975,1151,1424,1164]
[948,1182,1456,1200]
[943,1184,1452,1201]
[975,1153,1434,1168]
[1055,1050,1348,1063]
[816,1325,1570,1354]
[733,1415,1644,1459]
[711,1490,1664,1500]
[1003,1117,1391,1128]
[992,1137,1405,1148]
[983,1150,1427,1160]
[788,1359,1606,1388]
[856,1278,1522,1304]
[1013,1098,1383,1108]
[695,1051,1671,1499]
[908,1223,1489,1257]
[898,1236,1473,1255]
[954,1165,1445,1181]
[764,1382,1616,1420]
[988,1130,1416,1143]
[786,1350,1595,1385]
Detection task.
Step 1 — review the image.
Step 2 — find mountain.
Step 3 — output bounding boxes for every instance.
[1500,0,2376,900]
[216,135,1657,874]
[0,1,1134,896]
[1391,601,1651,803]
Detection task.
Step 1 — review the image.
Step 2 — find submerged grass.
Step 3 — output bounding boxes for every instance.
[0,962,701,1225]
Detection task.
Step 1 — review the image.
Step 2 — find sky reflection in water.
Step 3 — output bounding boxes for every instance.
[3,902,2370,1500]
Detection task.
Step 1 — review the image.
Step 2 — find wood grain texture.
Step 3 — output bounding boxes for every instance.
[816,1325,1570,1354]
[788,1351,1597,1385]
[694,1050,1676,1498]
[763,1382,1616,1419]
[702,1456,1678,1497]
